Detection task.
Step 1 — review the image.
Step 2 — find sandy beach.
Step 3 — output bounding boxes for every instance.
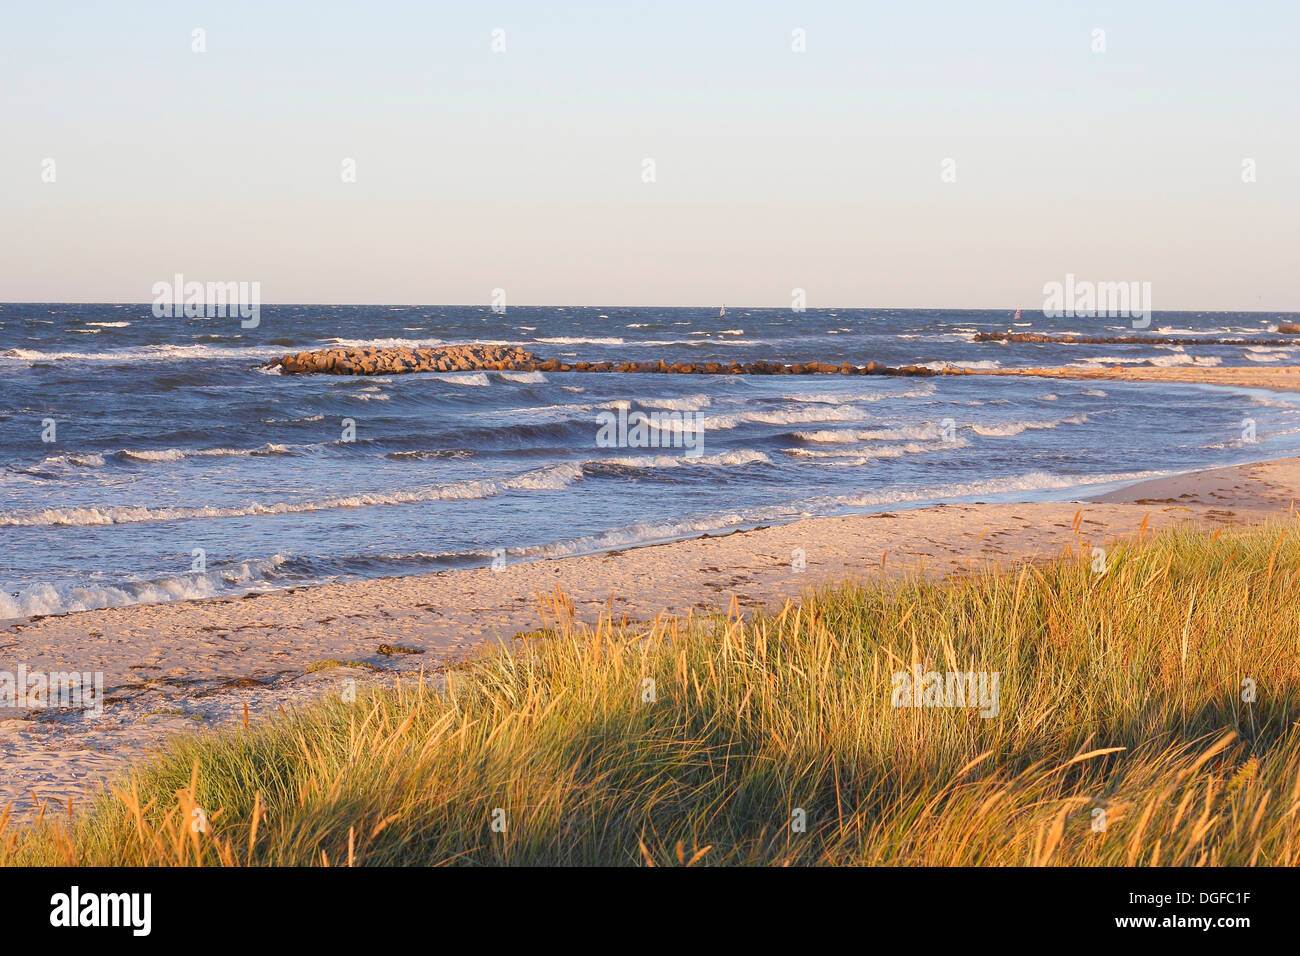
[4,449,1298,820]
[970,365,1300,391]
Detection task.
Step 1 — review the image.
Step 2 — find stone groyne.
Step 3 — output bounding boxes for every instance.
[267,345,945,377]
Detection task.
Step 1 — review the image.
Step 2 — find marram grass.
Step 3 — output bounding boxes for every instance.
[3,521,1298,866]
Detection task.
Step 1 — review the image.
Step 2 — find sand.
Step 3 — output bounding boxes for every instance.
[4,451,1298,821]
[969,365,1300,391]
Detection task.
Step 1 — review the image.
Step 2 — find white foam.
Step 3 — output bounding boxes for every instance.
[0,555,290,619]
[823,468,1164,509]
[971,414,1088,437]
[1244,347,1292,362]
[119,443,295,462]
[498,371,547,384]
[785,439,969,462]
[796,414,1088,443]
[39,453,105,468]
[637,393,712,411]
[596,449,771,469]
[1072,353,1222,369]
[535,336,624,345]
[1150,354,1222,368]
[322,336,446,349]
[429,372,491,386]
[921,359,1002,371]
[781,392,854,405]
[3,343,281,363]
[794,424,945,442]
[777,381,937,406]
[0,462,584,527]
[668,405,876,433]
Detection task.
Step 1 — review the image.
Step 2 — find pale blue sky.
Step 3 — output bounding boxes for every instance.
[2,1,1296,308]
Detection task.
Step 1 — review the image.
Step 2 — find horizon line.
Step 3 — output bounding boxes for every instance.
[1,301,1297,315]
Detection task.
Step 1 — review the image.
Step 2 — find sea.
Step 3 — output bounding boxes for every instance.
[3,304,1298,619]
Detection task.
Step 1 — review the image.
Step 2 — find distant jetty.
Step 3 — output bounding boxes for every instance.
[974,331,1300,346]
[266,345,945,377]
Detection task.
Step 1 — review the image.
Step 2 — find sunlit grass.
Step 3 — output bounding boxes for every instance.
[3,521,1297,866]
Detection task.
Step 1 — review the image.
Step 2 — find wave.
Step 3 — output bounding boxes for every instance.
[118,443,296,462]
[383,449,475,461]
[784,439,970,462]
[1071,353,1222,369]
[781,392,857,404]
[497,371,547,384]
[647,405,878,433]
[0,555,290,619]
[794,424,946,442]
[1152,354,1222,368]
[37,453,106,468]
[534,336,625,345]
[780,383,935,404]
[0,462,584,527]
[971,414,1088,436]
[1244,347,1293,362]
[795,414,1088,443]
[320,336,446,349]
[3,343,281,363]
[593,449,771,469]
[921,359,1002,371]
[429,372,491,386]
[636,393,712,411]
[499,467,1170,565]
[818,468,1164,510]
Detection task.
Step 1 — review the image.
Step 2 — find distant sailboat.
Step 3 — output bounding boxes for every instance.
[719,305,726,318]
[1014,308,1022,320]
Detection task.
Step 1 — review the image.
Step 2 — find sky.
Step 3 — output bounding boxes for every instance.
[2,1,1297,309]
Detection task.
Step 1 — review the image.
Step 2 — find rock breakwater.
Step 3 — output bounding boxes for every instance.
[266,346,943,377]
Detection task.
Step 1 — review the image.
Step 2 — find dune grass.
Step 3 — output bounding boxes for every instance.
[3,520,1298,866]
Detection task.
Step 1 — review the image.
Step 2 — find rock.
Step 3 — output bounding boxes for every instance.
[261,344,935,379]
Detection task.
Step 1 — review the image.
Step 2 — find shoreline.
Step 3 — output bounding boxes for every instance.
[4,452,1299,819]
[967,365,1300,391]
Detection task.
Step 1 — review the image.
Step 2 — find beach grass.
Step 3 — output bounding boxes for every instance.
[3,520,1298,866]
